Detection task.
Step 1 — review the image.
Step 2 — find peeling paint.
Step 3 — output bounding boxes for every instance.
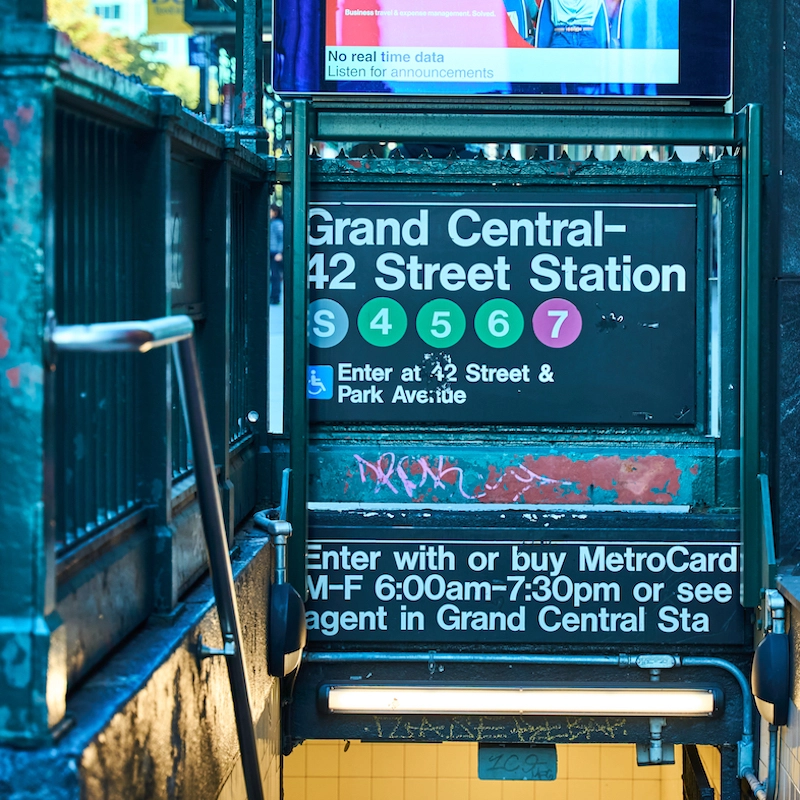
[4,362,43,399]
[16,105,35,125]
[1,637,31,689]
[5,365,20,387]
[0,317,9,358]
[3,119,20,147]
[339,451,685,505]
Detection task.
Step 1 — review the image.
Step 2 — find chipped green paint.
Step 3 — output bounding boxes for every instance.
[310,444,714,506]
[0,23,67,743]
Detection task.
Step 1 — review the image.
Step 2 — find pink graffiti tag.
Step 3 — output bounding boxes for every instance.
[353,453,578,502]
[354,453,475,499]
[354,453,400,495]
[476,463,572,503]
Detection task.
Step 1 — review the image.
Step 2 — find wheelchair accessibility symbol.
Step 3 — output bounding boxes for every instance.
[307,366,333,400]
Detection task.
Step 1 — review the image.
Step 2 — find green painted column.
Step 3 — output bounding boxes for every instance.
[0,22,69,744]
[287,100,309,595]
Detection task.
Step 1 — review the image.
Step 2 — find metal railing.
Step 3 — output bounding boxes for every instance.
[48,315,264,800]
[759,473,777,592]
[53,108,139,552]
[172,358,194,480]
[230,180,251,446]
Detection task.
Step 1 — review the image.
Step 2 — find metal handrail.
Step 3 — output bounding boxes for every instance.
[758,473,777,590]
[47,314,195,354]
[48,314,265,800]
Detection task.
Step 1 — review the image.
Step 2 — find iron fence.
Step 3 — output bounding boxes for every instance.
[54,107,140,552]
[230,179,250,445]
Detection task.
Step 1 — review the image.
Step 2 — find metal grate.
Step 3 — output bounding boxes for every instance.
[229,180,250,444]
[172,358,193,479]
[54,108,140,553]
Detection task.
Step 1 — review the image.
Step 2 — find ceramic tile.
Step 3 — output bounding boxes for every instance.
[499,781,536,800]
[339,742,372,777]
[566,778,599,800]
[404,776,435,800]
[373,744,406,778]
[304,743,340,777]
[284,748,307,777]
[307,776,339,800]
[631,779,662,800]
[339,776,372,800]
[599,780,632,800]
[436,777,470,800]
[371,776,405,799]
[535,781,568,800]
[566,746,600,780]
[599,745,634,780]
[283,777,306,800]
[468,779,503,800]
[436,742,471,778]
[404,744,438,778]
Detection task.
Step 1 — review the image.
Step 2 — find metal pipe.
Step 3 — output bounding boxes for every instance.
[681,656,752,735]
[759,474,777,591]
[49,317,265,800]
[50,315,194,353]
[305,651,630,666]
[766,724,778,800]
[648,717,666,765]
[287,99,310,596]
[744,769,768,800]
[279,467,291,524]
[740,103,764,608]
[174,336,265,800]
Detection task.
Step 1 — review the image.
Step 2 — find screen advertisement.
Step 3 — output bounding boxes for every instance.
[273,0,732,99]
[306,188,698,427]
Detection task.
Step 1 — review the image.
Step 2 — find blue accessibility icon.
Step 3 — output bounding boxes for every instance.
[307,366,333,400]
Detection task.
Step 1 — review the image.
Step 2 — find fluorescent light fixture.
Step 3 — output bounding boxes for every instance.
[323,685,719,717]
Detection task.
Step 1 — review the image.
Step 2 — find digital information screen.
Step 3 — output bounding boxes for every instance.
[306,188,698,426]
[273,0,732,99]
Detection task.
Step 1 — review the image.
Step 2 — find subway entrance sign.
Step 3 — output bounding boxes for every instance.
[307,188,698,426]
[305,512,746,647]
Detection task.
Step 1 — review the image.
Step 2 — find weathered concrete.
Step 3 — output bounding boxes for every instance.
[0,22,70,744]
[0,524,279,800]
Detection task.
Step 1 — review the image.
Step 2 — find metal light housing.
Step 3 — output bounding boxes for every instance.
[320,683,722,717]
[751,632,790,726]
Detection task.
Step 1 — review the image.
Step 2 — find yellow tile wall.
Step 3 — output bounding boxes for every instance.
[696,745,721,799]
[283,742,683,800]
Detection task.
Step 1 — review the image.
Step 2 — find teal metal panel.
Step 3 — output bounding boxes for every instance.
[313,112,738,147]
[309,441,714,507]
[739,104,763,607]
[287,100,310,595]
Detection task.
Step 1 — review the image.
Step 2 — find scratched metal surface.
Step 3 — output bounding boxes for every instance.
[310,442,714,506]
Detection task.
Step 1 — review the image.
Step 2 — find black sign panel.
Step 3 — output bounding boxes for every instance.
[305,527,744,646]
[308,189,698,426]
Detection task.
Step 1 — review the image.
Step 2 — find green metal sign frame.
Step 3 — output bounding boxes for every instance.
[280,102,762,609]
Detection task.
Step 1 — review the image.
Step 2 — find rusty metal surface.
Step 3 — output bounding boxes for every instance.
[310,442,715,507]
